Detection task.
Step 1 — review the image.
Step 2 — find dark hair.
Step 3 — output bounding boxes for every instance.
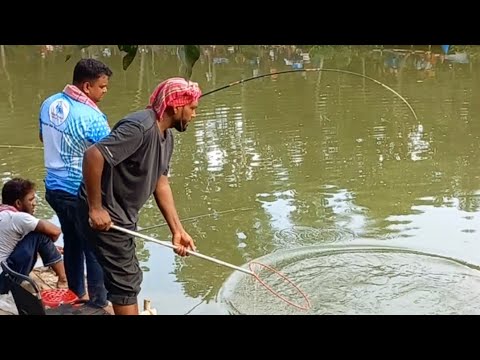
[1,178,36,206]
[73,58,113,85]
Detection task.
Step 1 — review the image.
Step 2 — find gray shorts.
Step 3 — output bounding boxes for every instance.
[77,199,142,306]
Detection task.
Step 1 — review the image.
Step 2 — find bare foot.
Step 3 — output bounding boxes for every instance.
[56,279,68,289]
[103,302,114,315]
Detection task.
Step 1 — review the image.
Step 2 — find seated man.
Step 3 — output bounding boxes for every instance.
[0,178,67,294]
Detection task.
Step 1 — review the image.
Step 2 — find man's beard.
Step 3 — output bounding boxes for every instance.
[174,119,188,132]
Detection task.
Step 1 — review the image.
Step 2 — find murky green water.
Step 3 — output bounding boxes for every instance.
[220,244,480,315]
[1,45,480,314]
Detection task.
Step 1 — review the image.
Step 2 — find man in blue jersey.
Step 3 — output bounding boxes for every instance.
[39,58,112,310]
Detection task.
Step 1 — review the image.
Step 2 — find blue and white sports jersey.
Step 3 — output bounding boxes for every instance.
[39,93,110,195]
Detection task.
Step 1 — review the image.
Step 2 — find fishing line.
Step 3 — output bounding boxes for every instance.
[200,68,418,121]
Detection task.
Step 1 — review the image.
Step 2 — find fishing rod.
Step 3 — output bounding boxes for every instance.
[0,68,417,151]
[138,206,253,232]
[0,144,43,150]
[200,68,418,121]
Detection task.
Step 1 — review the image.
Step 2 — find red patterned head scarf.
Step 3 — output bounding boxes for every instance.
[147,77,202,120]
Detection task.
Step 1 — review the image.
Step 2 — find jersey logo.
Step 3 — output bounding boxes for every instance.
[49,99,70,126]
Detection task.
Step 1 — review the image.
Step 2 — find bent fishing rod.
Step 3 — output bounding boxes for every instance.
[0,68,417,151]
[200,68,418,121]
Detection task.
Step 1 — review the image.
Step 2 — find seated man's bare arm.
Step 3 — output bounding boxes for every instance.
[35,220,61,242]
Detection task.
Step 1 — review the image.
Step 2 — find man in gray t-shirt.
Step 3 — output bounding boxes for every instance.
[77,77,201,315]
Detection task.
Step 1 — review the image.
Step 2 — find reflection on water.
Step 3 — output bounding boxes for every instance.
[2,45,480,314]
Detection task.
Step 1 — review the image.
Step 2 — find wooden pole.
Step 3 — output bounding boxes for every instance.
[140,299,157,315]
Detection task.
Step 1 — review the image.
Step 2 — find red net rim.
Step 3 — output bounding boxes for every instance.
[40,289,78,307]
[248,261,311,311]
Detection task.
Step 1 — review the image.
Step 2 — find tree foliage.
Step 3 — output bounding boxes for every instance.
[65,45,201,79]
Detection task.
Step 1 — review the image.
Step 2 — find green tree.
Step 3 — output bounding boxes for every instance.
[66,45,200,79]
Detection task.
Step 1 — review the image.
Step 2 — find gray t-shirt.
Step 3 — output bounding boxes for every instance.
[78,109,174,227]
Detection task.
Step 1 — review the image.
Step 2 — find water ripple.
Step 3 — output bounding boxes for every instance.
[219,245,480,315]
[273,225,356,249]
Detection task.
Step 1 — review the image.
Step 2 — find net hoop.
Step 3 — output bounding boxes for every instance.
[248,261,311,311]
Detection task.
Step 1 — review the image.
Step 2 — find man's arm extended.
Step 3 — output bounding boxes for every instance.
[154,175,196,256]
[154,175,183,235]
